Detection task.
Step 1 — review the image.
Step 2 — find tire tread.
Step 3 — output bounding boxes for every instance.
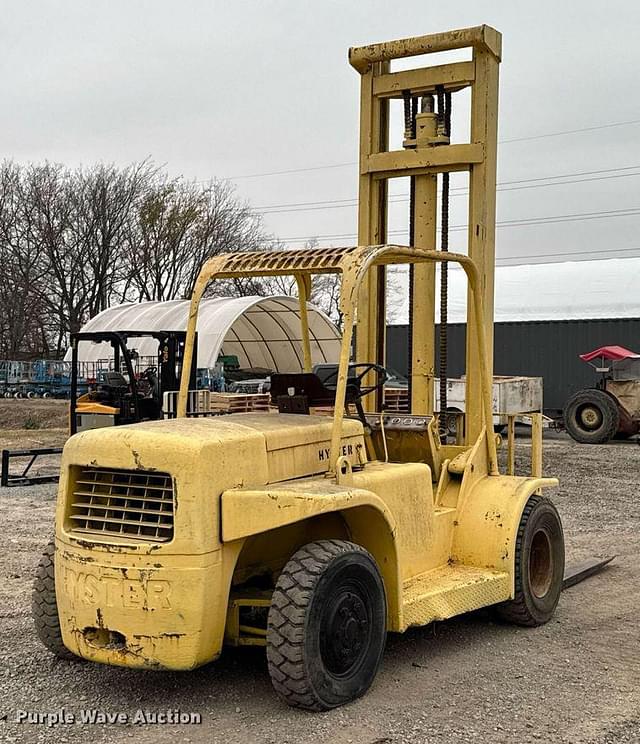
[563,388,619,444]
[32,541,76,660]
[266,539,371,711]
[495,495,563,627]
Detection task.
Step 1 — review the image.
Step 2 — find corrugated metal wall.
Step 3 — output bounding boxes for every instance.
[386,318,640,413]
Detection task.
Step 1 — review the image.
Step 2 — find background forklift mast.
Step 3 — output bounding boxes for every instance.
[69,330,196,434]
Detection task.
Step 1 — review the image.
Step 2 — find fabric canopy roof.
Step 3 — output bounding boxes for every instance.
[66,296,341,371]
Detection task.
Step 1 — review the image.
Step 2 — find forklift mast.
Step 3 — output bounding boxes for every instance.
[350,26,500,444]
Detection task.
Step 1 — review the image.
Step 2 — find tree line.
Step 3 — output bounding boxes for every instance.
[0,159,327,360]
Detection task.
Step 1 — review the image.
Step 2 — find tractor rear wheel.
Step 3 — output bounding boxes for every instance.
[563,388,619,444]
[495,495,564,627]
[32,541,76,660]
[266,539,386,711]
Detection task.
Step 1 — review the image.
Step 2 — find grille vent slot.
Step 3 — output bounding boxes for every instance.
[69,468,174,542]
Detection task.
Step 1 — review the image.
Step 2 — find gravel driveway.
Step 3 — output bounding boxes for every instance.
[0,432,638,744]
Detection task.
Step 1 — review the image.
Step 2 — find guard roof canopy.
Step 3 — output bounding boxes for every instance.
[580,346,640,362]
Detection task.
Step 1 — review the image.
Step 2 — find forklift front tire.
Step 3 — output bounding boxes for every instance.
[495,495,565,627]
[266,539,386,711]
[32,541,77,660]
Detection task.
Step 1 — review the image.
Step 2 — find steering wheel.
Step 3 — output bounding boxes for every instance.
[322,363,389,399]
[136,366,160,400]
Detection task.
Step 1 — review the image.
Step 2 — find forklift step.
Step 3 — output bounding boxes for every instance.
[402,563,510,628]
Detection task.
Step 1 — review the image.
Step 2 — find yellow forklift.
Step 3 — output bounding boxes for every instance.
[33,26,570,710]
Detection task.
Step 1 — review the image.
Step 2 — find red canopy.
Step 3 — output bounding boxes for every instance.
[580,345,640,362]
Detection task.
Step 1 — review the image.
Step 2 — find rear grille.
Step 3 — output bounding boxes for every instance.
[69,467,174,542]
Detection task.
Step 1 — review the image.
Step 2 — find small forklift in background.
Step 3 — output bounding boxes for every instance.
[1,331,195,486]
[69,330,195,434]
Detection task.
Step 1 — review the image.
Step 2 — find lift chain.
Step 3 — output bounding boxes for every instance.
[404,91,419,412]
[437,86,452,437]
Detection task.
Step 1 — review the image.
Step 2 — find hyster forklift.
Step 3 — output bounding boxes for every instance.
[33,26,567,710]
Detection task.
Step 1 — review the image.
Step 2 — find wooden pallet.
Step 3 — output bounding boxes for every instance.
[383,387,409,412]
[210,392,271,414]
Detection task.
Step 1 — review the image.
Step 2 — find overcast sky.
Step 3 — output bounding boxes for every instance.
[2,0,640,267]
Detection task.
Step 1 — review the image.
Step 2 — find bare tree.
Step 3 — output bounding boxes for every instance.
[75,160,156,314]
[0,159,346,359]
[0,162,50,357]
[22,163,91,352]
[124,178,267,302]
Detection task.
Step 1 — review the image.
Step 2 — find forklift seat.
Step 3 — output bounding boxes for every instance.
[270,373,362,408]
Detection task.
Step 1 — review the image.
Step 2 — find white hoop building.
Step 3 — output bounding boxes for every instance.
[67,296,341,372]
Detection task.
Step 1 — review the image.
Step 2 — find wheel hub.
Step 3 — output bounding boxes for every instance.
[579,405,602,430]
[529,528,554,598]
[321,589,370,675]
[445,414,458,437]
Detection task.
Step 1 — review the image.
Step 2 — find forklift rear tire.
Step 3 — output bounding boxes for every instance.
[563,389,619,444]
[266,539,386,711]
[32,541,76,660]
[494,495,564,627]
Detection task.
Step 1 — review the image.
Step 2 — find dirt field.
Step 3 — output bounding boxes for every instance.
[0,399,68,433]
[0,400,68,486]
[0,425,638,744]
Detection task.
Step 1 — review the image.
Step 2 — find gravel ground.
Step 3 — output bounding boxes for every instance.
[0,431,638,744]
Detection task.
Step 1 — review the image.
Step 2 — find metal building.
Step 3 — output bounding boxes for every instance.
[387,257,640,414]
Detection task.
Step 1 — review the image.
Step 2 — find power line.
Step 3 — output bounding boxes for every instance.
[499,118,640,144]
[214,117,640,181]
[224,161,356,180]
[378,244,640,269]
[495,245,640,264]
[255,164,640,214]
[260,171,640,215]
[384,246,640,271]
[491,163,640,187]
[279,206,640,243]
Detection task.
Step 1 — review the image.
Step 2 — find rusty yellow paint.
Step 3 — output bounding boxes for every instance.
[50,25,562,677]
[294,274,313,373]
[355,60,389,412]
[464,39,500,443]
[365,143,484,177]
[531,412,543,478]
[372,60,475,98]
[410,107,438,415]
[348,25,502,73]
[507,415,516,475]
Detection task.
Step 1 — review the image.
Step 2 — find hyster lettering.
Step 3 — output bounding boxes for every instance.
[62,568,171,609]
[318,443,353,461]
